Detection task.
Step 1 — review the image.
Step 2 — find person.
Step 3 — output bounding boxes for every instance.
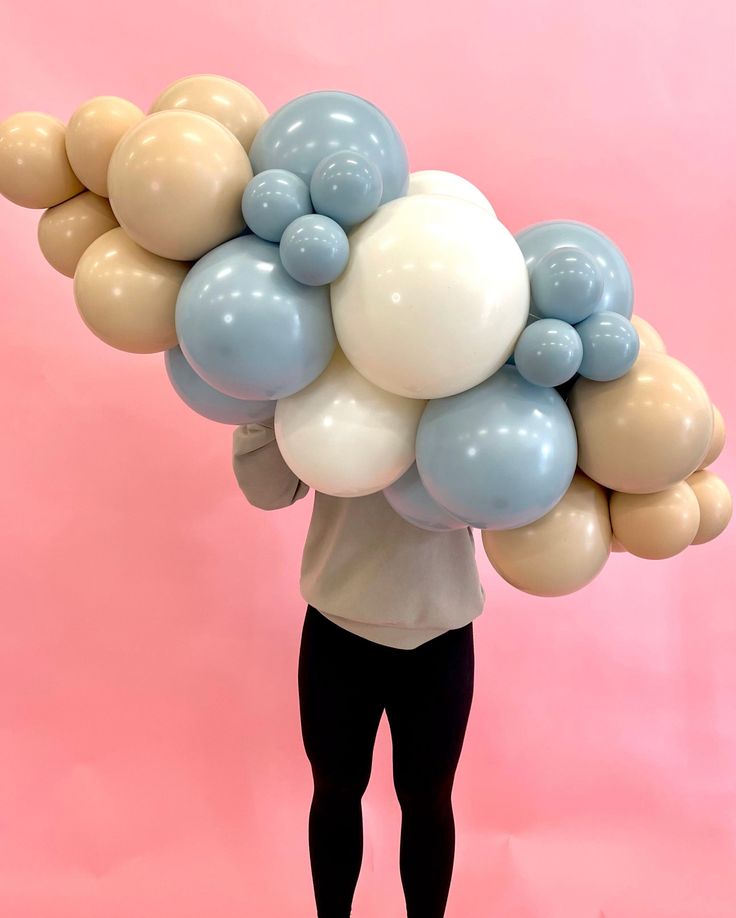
[232,418,486,918]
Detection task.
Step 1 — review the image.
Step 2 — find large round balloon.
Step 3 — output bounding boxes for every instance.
[609,482,701,559]
[331,194,530,399]
[407,170,495,215]
[248,91,408,205]
[481,471,611,596]
[686,470,733,545]
[383,462,467,532]
[175,234,336,400]
[38,191,118,277]
[415,365,578,530]
[568,351,713,493]
[107,110,252,261]
[274,348,425,498]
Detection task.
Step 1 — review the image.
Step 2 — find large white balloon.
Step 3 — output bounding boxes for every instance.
[274,348,426,497]
[330,194,529,399]
[407,170,496,215]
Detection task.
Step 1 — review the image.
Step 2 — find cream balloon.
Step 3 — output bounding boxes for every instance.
[66,96,145,197]
[274,348,426,497]
[631,314,666,354]
[0,112,83,208]
[568,351,713,493]
[38,191,118,277]
[609,482,700,559]
[149,74,268,152]
[481,472,611,597]
[698,404,726,469]
[686,470,733,545]
[107,110,252,261]
[331,194,529,399]
[407,170,495,215]
[73,227,188,353]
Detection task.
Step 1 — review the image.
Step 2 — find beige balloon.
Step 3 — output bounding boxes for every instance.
[611,537,627,553]
[568,351,713,494]
[149,74,268,152]
[686,470,733,545]
[481,472,611,597]
[274,348,426,498]
[698,404,726,469]
[38,191,119,277]
[0,111,83,208]
[73,227,188,353]
[107,110,252,261]
[66,96,145,197]
[609,482,700,559]
[631,314,666,354]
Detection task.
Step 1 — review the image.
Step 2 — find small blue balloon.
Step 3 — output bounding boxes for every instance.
[280,215,350,286]
[513,318,583,388]
[383,463,468,532]
[576,311,640,381]
[241,169,312,242]
[310,150,383,229]
[164,346,274,425]
[530,245,603,323]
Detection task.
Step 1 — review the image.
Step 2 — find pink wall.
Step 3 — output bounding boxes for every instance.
[1,2,735,916]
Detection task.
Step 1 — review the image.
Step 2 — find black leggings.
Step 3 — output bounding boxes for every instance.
[298,604,475,918]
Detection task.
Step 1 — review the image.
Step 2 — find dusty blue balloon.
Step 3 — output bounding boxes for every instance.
[530,245,603,323]
[249,91,409,205]
[576,311,640,381]
[164,346,274,425]
[514,318,583,388]
[241,169,312,242]
[383,463,468,532]
[415,365,578,530]
[310,150,383,229]
[516,220,633,319]
[280,215,349,286]
[175,235,336,400]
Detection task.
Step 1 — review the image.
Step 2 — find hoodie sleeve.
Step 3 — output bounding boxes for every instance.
[231,419,310,511]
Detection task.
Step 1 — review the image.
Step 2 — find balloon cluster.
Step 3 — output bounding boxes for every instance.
[0,74,731,598]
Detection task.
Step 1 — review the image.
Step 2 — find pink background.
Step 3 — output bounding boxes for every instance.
[1,2,735,915]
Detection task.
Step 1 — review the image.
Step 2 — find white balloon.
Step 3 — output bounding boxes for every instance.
[407,170,495,215]
[274,348,426,498]
[330,194,530,399]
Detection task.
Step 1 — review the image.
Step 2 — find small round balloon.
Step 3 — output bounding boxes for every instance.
[383,462,468,532]
[241,169,312,242]
[309,150,383,229]
[698,405,726,469]
[576,311,640,381]
[280,215,350,286]
[513,318,583,387]
[686,470,733,545]
[609,482,701,559]
[631,314,666,354]
[38,191,118,278]
[529,245,603,324]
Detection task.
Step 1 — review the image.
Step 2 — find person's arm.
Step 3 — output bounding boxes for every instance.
[231,419,310,510]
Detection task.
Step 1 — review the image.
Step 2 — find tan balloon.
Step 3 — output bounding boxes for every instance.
[0,111,83,208]
[66,96,145,197]
[107,110,252,261]
[631,314,666,354]
[149,74,268,152]
[38,191,118,277]
[73,227,188,353]
[274,348,426,498]
[686,470,733,545]
[481,472,611,597]
[698,404,726,469]
[568,351,713,494]
[609,482,700,559]
[611,537,627,553]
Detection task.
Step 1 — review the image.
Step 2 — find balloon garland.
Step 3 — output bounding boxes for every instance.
[0,74,730,597]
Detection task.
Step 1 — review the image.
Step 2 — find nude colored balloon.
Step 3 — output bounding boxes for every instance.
[66,96,145,197]
[611,537,627,553]
[274,348,426,498]
[698,404,726,469]
[73,227,188,353]
[631,314,666,354]
[149,74,268,152]
[609,482,700,559]
[407,170,496,215]
[568,351,713,493]
[0,112,83,208]
[38,191,118,277]
[481,472,611,597]
[107,110,252,261]
[686,470,733,545]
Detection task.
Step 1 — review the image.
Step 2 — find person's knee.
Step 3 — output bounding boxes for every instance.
[393,771,454,812]
[313,766,372,802]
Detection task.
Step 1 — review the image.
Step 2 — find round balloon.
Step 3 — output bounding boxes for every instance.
[331,194,530,399]
[609,482,701,559]
[38,191,118,277]
[576,311,640,381]
[513,318,583,387]
[529,245,603,324]
[280,215,349,286]
[631,314,666,354]
[310,150,383,229]
[241,169,312,242]
[686,470,733,545]
[383,462,467,531]
[407,170,495,215]
[698,404,726,469]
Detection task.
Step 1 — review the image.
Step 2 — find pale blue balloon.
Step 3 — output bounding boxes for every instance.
[530,245,603,323]
[175,235,336,400]
[164,346,274,425]
[280,215,349,286]
[249,91,409,205]
[241,169,312,242]
[383,463,468,532]
[514,318,583,388]
[415,366,578,530]
[310,150,383,229]
[576,311,640,381]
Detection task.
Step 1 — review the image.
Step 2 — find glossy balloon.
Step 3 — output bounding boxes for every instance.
[698,404,726,469]
[529,245,603,324]
[609,482,701,559]
[513,318,583,387]
[279,215,350,286]
[686,470,733,545]
[241,169,312,242]
[576,311,640,381]
[38,191,118,277]
[415,365,578,530]
[631,314,666,354]
[407,170,495,215]
[383,462,468,532]
[309,150,383,228]
[175,234,336,400]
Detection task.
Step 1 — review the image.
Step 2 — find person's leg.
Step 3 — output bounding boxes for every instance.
[298,605,387,918]
[384,623,475,918]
